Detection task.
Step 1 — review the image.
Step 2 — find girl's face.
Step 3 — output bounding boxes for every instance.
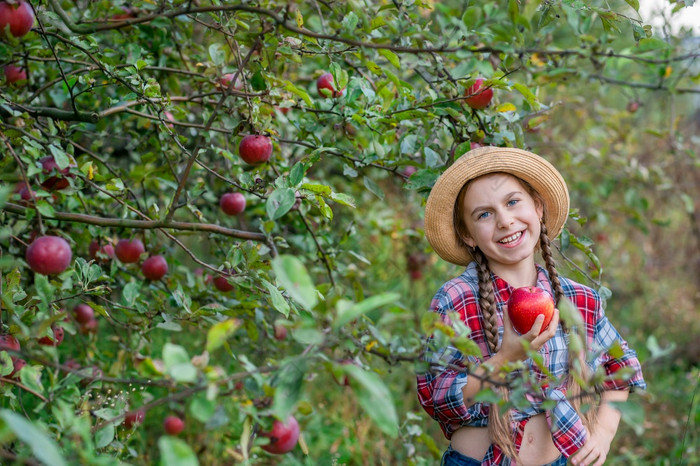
[459,173,544,270]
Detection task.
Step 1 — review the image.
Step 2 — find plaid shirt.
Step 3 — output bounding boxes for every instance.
[416,263,646,465]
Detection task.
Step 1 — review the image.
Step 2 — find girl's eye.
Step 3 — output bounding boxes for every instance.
[477,211,490,220]
[507,199,519,207]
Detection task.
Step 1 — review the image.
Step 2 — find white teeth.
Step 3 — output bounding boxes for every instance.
[499,232,522,244]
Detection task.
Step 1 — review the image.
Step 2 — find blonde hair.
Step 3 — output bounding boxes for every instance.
[453,173,599,461]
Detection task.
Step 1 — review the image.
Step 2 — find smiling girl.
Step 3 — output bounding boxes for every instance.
[416,146,646,465]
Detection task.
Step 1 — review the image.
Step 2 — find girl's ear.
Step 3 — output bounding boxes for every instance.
[457,231,476,248]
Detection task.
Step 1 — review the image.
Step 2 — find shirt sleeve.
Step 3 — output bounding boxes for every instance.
[415,285,482,439]
[589,292,647,392]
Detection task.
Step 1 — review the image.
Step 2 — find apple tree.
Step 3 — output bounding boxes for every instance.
[1,0,698,464]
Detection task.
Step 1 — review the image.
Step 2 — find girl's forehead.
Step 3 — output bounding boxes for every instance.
[465,172,522,195]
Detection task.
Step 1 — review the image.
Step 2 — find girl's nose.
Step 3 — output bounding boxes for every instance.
[496,213,513,228]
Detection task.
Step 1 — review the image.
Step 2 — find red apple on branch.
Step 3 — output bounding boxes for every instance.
[163,415,185,435]
[464,77,494,110]
[507,286,555,335]
[115,238,145,263]
[260,416,300,454]
[316,72,344,98]
[220,192,246,215]
[123,409,145,428]
[0,334,20,353]
[89,240,115,263]
[142,255,168,280]
[4,64,27,84]
[273,323,287,341]
[26,235,73,275]
[213,270,234,292]
[0,0,35,39]
[38,326,64,346]
[219,73,243,91]
[39,155,76,191]
[73,303,95,325]
[238,135,272,165]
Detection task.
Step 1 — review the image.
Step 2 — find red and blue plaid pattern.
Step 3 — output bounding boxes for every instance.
[416,263,646,464]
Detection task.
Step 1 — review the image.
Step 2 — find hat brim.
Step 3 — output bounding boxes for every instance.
[424,146,569,266]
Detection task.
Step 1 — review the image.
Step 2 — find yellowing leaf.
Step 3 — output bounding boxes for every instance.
[295,9,304,28]
[664,66,672,78]
[496,103,517,113]
[530,53,546,67]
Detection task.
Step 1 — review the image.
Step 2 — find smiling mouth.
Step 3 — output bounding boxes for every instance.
[498,231,523,244]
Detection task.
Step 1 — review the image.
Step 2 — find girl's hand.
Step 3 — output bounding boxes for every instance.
[497,307,559,363]
[569,427,614,466]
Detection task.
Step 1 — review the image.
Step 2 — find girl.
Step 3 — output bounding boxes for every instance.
[416,146,646,466]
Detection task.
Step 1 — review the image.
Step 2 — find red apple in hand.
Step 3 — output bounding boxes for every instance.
[238,135,272,165]
[115,238,145,263]
[464,77,494,110]
[220,192,246,215]
[26,235,73,275]
[163,415,185,435]
[0,0,35,39]
[316,72,344,98]
[142,255,168,280]
[507,287,554,335]
[260,416,300,454]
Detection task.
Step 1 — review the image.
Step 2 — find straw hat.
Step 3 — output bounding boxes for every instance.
[424,146,569,266]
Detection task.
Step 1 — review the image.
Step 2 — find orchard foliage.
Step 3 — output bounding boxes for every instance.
[0,0,698,464]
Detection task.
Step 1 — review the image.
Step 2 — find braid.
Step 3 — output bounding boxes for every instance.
[539,222,567,330]
[471,247,500,354]
[539,221,600,432]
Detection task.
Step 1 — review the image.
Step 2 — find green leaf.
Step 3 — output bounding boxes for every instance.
[363,176,385,200]
[266,188,296,220]
[611,400,645,436]
[378,49,400,68]
[0,410,67,466]
[273,356,309,421]
[34,274,54,306]
[206,319,241,353]
[94,424,115,449]
[334,293,400,329]
[289,162,306,186]
[330,192,356,208]
[283,81,312,106]
[36,200,56,217]
[189,395,216,423]
[262,279,290,317]
[512,83,540,110]
[0,184,12,210]
[271,255,318,311]
[344,365,399,437]
[162,343,197,382]
[158,436,200,466]
[250,69,266,91]
[623,0,639,10]
[557,296,584,330]
[122,282,141,307]
[462,7,482,29]
[208,43,226,66]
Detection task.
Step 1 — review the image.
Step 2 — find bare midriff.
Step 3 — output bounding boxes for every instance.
[450,413,561,465]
